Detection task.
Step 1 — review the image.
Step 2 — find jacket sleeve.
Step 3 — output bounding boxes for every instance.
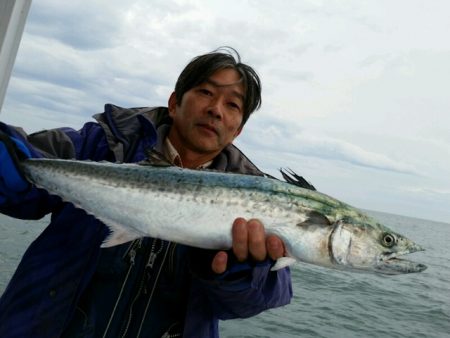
[0,105,158,219]
[0,121,112,219]
[189,249,292,320]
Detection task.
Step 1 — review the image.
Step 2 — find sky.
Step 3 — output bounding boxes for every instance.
[1,0,449,223]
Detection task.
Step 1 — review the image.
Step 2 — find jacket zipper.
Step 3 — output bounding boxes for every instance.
[167,243,178,277]
[120,239,167,338]
[102,240,176,338]
[135,241,171,338]
[102,239,141,338]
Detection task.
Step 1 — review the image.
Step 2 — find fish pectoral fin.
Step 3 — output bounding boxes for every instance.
[271,257,297,271]
[297,210,332,227]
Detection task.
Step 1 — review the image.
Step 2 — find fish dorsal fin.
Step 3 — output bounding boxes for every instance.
[298,210,332,227]
[141,149,173,167]
[280,168,316,191]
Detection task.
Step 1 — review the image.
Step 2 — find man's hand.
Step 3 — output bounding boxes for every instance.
[0,131,31,204]
[211,218,285,274]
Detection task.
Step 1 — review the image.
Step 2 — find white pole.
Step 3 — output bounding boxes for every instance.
[0,0,32,112]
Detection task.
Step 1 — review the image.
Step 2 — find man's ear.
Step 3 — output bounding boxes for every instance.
[168,92,177,118]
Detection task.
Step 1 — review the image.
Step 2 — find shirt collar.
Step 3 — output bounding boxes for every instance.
[163,137,212,169]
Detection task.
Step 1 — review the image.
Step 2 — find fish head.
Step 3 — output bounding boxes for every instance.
[330,219,427,274]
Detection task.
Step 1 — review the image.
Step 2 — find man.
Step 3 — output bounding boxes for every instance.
[0,48,292,337]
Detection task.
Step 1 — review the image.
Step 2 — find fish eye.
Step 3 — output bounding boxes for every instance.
[381,233,397,247]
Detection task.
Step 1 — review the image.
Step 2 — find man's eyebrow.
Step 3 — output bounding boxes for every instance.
[205,79,245,101]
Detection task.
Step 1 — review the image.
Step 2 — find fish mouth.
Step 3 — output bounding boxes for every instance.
[377,250,427,275]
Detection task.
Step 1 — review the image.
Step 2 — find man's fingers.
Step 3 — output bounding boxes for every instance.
[247,219,266,261]
[221,217,286,275]
[211,251,228,274]
[266,235,285,260]
[232,218,248,261]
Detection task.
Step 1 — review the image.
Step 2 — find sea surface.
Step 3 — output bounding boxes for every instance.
[1,210,449,337]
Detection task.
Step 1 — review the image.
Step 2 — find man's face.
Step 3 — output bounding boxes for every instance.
[168,68,245,158]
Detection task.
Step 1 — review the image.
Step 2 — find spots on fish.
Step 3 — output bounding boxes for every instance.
[22,159,427,274]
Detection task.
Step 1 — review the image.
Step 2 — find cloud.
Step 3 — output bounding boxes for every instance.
[266,68,314,83]
[402,187,450,196]
[240,118,419,175]
[27,0,130,50]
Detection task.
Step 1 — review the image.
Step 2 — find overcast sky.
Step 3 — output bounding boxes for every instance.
[2,0,449,223]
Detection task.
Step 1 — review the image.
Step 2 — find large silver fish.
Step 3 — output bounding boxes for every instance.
[20,158,427,275]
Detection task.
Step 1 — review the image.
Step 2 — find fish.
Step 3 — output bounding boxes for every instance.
[20,158,427,275]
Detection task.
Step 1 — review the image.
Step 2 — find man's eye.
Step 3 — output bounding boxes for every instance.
[228,102,241,111]
[199,89,212,96]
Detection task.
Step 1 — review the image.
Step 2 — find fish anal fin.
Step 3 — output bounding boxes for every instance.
[271,257,297,271]
[101,222,143,247]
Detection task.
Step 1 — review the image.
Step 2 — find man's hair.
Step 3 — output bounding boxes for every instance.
[174,47,262,126]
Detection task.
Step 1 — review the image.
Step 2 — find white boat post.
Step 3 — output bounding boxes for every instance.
[0,0,32,112]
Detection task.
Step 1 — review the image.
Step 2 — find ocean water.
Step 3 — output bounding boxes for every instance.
[1,210,449,337]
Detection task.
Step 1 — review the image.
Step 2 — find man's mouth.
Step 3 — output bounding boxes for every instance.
[197,123,219,135]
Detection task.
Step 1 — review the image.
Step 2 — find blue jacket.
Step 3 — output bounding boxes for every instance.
[0,104,292,337]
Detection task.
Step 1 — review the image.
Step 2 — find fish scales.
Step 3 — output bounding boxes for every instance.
[20,158,427,274]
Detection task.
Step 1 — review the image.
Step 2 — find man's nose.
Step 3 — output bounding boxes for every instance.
[207,97,224,120]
